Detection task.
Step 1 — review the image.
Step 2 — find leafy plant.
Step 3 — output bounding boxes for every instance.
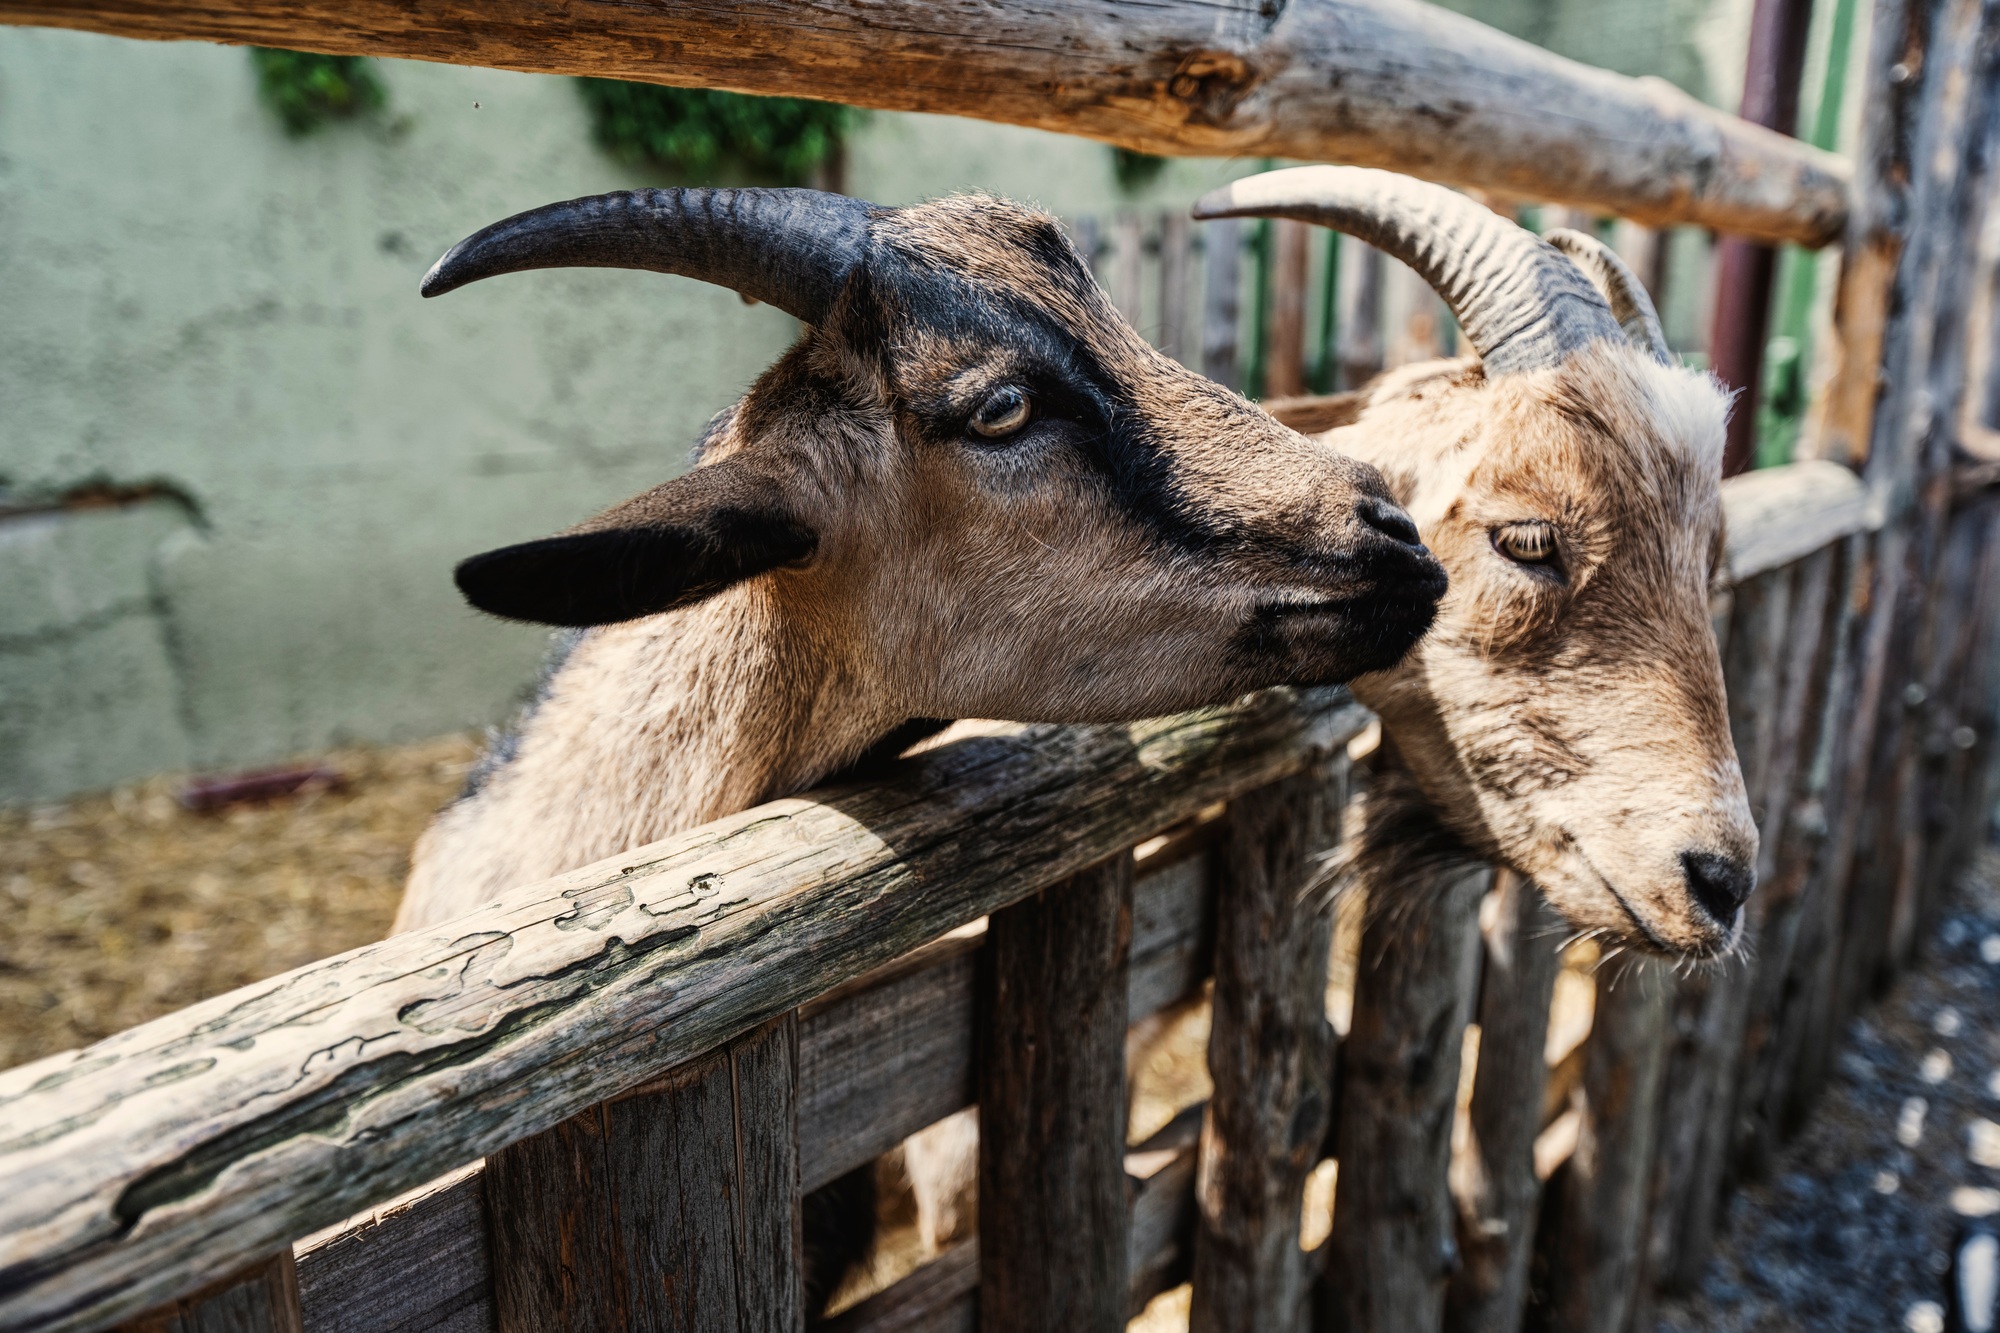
[576,81,858,184]
[1110,147,1169,194]
[249,49,387,136]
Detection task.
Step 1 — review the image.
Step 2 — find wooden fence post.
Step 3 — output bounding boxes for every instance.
[119,1254,303,1333]
[1319,857,1488,1332]
[484,1014,802,1333]
[1159,211,1194,366]
[1534,966,1672,1333]
[978,856,1134,1333]
[1444,871,1562,1333]
[1189,762,1344,1333]
[1202,216,1245,391]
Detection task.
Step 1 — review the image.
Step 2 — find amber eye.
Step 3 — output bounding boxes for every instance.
[1493,521,1560,565]
[970,385,1032,439]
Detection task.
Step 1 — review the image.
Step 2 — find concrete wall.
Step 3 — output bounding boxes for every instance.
[0,9,1749,803]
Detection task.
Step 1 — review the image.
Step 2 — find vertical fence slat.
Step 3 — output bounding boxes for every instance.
[485,1015,801,1333]
[978,856,1134,1333]
[1533,968,1672,1333]
[119,1254,304,1333]
[1109,212,1146,328]
[1158,211,1193,365]
[1444,871,1562,1333]
[1189,761,1342,1333]
[1201,217,1244,390]
[1337,246,1385,390]
[1318,859,1488,1332]
[1264,219,1313,398]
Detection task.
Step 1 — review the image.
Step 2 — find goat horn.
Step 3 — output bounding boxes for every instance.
[1192,166,1622,376]
[420,187,872,323]
[1542,229,1674,366]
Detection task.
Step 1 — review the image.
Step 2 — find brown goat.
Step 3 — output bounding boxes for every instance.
[1203,167,1755,958]
[394,188,1444,934]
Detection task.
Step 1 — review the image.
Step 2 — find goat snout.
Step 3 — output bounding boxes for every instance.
[1680,849,1755,930]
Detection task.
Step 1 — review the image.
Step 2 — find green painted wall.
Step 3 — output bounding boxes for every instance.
[0,29,1248,803]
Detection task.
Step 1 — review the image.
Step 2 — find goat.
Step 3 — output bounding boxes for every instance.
[877,170,1761,1279]
[394,186,1445,935]
[1198,165,1756,958]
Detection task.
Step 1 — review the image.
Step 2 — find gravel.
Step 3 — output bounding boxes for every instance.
[1658,848,2000,1332]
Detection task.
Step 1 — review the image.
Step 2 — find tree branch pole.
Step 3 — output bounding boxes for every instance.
[0,0,1847,245]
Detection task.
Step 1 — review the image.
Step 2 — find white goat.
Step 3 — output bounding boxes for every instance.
[1204,167,1756,957]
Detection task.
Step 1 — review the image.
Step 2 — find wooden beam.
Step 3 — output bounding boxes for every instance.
[978,857,1135,1333]
[0,0,1847,246]
[1188,762,1342,1333]
[0,689,1368,1333]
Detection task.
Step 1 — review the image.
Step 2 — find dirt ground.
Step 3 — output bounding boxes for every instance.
[0,734,476,1072]
[3,736,1995,1331]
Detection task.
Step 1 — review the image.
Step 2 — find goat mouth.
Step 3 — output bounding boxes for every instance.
[1579,849,1738,960]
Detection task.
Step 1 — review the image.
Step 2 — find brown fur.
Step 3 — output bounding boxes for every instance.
[1325,344,1755,956]
[397,195,1441,932]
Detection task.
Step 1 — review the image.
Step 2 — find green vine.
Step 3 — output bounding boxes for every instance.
[1110,147,1169,194]
[249,49,387,136]
[576,81,859,185]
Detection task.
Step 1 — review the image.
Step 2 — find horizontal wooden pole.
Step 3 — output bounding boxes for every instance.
[0,0,1847,245]
[0,689,1367,1333]
[1719,459,1874,583]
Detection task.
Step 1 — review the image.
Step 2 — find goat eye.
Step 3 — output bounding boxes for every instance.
[1493,522,1560,565]
[969,385,1032,439]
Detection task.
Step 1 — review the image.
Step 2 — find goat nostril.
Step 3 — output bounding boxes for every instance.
[1359,496,1423,547]
[1680,850,1755,927]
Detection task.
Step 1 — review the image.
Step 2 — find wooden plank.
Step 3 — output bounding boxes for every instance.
[0,690,1369,1332]
[485,1014,801,1332]
[1127,1108,1204,1315]
[978,856,1134,1333]
[1718,460,1874,583]
[294,1169,491,1333]
[1109,213,1147,329]
[1318,862,1488,1332]
[119,1255,303,1333]
[1201,217,1244,392]
[1443,871,1562,1333]
[1158,212,1194,366]
[820,1241,977,1333]
[0,0,1847,245]
[1533,968,1673,1333]
[1189,763,1342,1333]
[1263,220,1313,399]
[1337,247,1386,392]
[799,940,978,1194]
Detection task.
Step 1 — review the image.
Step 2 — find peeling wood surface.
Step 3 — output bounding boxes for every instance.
[0,690,1368,1333]
[0,0,1846,245]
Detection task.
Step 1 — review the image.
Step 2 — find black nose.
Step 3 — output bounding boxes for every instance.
[1358,495,1423,547]
[1681,850,1755,926]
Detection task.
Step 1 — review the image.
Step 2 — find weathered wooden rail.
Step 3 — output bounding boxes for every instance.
[0,0,1848,245]
[7,0,2000,1329]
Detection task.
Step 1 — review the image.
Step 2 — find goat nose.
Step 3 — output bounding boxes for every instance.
[1358,496,1423,547]
[1680,850,1755,926]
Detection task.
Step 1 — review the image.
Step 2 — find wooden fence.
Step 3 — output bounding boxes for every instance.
[5,0,2000,1330]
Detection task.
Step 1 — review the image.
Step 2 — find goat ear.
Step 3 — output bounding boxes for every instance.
[454,460,817,626]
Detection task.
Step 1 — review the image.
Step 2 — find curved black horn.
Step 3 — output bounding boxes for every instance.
[421,187,873,324]
[1542,229,1673,365]
[1192,166,1623,377]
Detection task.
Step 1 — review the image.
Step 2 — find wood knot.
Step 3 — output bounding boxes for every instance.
[1165,51,1259,125]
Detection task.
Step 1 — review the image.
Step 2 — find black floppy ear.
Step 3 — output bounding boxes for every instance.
[454,459,817,627]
